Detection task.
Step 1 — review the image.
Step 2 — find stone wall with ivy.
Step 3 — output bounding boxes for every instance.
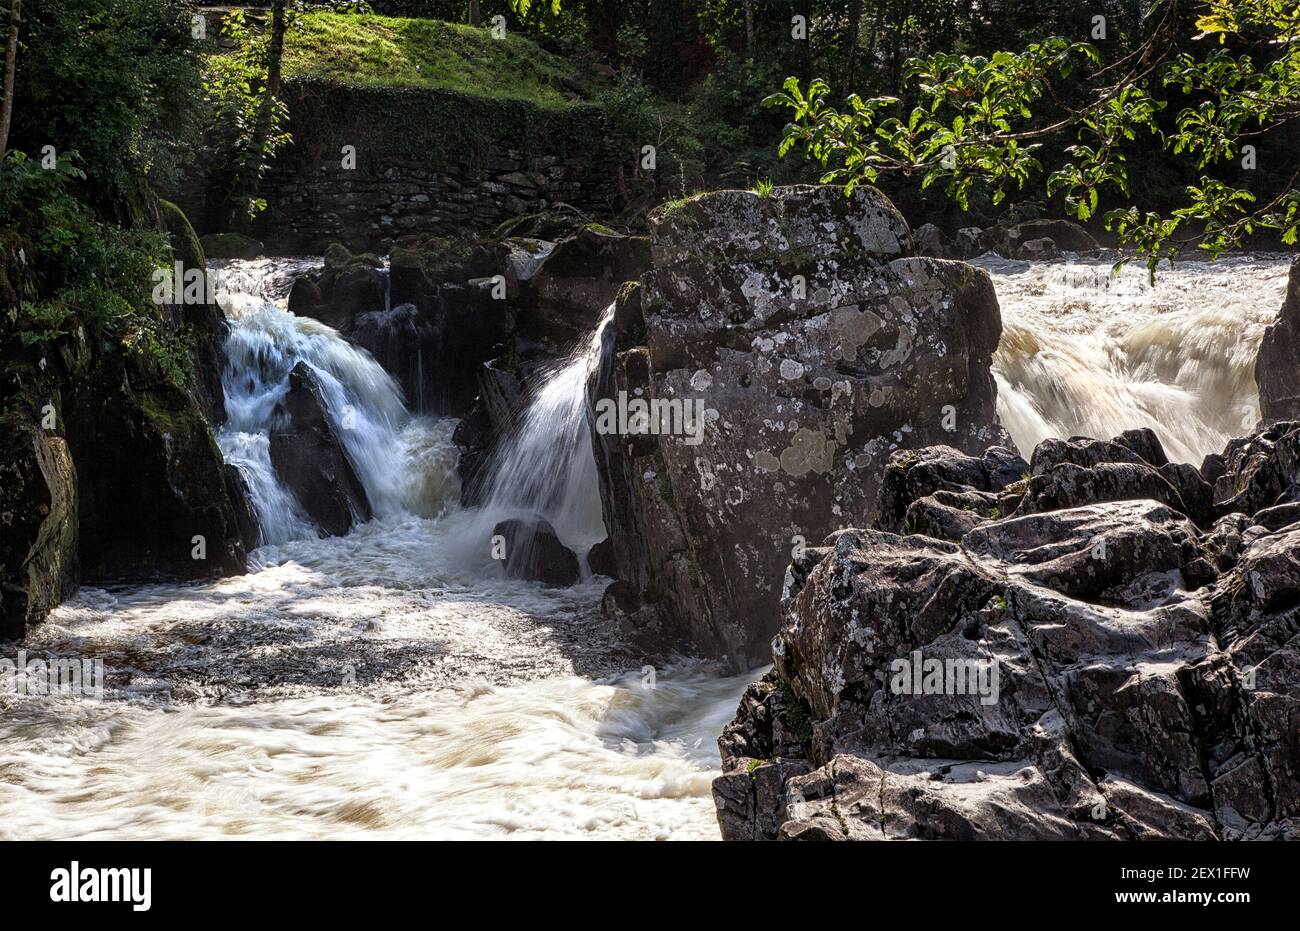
[181,77,625,252]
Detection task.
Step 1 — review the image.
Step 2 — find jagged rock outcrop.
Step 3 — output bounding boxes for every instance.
[493,516,581,586]
[588,185,1009,666]
[269,363,372,537]
[715,423,1300,841]
[1256,256,1300,423]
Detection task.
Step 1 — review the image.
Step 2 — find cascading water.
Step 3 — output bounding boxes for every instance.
[213,262,453,544]
[463,305,614,566]
[4,252,1291,841]
[981,253,1292,463]
[0,258,748,840]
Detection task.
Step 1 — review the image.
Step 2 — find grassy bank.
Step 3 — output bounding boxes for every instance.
[282,13,596,108]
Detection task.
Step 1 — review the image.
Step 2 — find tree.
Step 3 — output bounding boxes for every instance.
[0,0,17,155]
[767,0,1300,272]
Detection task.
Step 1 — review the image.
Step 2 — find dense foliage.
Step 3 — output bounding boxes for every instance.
[5,0,200,197]
[766,0,1299,267]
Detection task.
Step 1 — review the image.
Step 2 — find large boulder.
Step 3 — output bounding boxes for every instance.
[64,338,252,582]
[1256,257,1300,423]
[269,363,372,537]
[287,245,387,330]
[492,516,581,586]
[714,422,1300,841]
[587,185,1009,666]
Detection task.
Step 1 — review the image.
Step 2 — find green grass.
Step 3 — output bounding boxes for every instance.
[283,14,594,108]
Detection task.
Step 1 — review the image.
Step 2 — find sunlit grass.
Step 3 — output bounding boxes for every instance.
[282,13,590,108]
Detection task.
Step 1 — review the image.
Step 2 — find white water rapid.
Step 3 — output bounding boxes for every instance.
[0,261,748,840]
[0,251,1290,840]
[981,253,1292,464]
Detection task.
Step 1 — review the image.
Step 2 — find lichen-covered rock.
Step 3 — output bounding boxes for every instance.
[588,185,1008,666]
[1256,257,1300,423]
[714,422,1300,841]
[269,362,372,537]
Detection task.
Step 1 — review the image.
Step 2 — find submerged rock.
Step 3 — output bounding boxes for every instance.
[492,516,581,587]
[588,184,1008,666]
[714,423,1300,841]
[269,362,372,537]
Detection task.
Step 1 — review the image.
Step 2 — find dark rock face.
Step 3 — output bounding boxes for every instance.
[522,227,651,342]
[452,359,523,504]
[587,538,616,578]
[492,516,581,586]
[269,363,372,537]
[951,219,1098,259]
[349,303,439,414]
[588,185,1009,667]
[1256,257,1300,423]
[287,246,387,331]
[0,416,78,641]
[714,423,1300,841]
[65,343,251,583]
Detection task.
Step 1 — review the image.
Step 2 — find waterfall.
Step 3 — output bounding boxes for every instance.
[213,262,455,547]
[466,305,614,564]
[982,254,1291,464]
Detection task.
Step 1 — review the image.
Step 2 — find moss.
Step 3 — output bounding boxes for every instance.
[656,471,676,509]
[282,14,601,108]
[776,679,815,745]
[157,198,206,270]
[200,232,262,259]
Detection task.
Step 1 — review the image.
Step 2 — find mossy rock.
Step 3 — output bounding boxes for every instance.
[323,242,383,272]
[200,232,264,260]
[158,199,206,270]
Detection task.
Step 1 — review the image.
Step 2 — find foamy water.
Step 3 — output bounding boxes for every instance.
[981,253,1292,464]
[0,252,1289,840]
[0,261,750,841]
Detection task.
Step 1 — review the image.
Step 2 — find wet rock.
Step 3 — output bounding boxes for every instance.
[1256,257,1300,423]
[199,232,263,260]
[521,227,650,343]
[714,420,1300,841]
[66,342,251,582]
[0,415,78,640]
[587,538,616,577]
[348,303,439,414]
[269,362,372,537]
[492,516,580,586]
[588,185,1009,666]
[1006,219,1098,254]
[453,358,523,504]
[1014,236,1058,260]
[287,245,386,330]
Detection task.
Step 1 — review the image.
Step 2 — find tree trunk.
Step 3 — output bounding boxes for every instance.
[841,0,863,96]
[232,0,287,226]
[469,0,481,27]
[0,0,19,156]
[744,0,753,55]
